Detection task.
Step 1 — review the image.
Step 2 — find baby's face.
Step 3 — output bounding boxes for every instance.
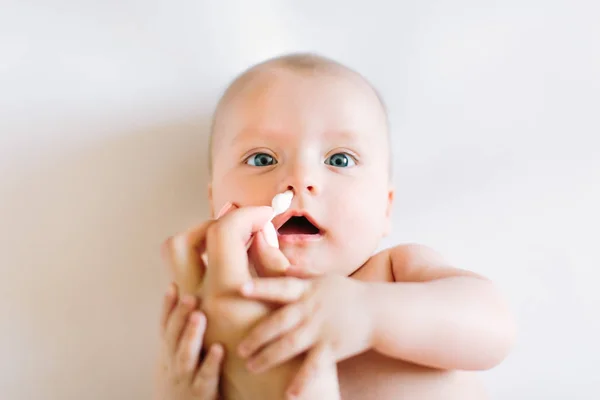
[209,68,394,275]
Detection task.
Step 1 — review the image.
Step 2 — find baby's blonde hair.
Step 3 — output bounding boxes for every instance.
[207,52,391,178]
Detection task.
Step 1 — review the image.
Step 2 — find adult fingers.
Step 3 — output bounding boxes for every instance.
[248,230,290,278]
[164,294,198,356]
[174,311,206,380]
[205,205,274,290]
[160,282,178,334]
[192,343,225,399]
[163,219,215,295]
[286,342,335,399]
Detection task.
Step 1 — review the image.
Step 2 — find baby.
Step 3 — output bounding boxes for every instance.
[156,53,516,399]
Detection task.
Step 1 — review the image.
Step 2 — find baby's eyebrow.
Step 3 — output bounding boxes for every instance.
[323,129,361,142]
[319,130,369,149]
[230,128,283,145]
[229,127,364,147]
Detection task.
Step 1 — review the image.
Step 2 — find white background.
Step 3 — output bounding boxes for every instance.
[1,1,598,399]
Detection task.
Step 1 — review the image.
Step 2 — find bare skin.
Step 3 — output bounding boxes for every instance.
[335,247,489,400]
[156,54,515,399]
[158,233,493,400]
[238,244,502,400]
[161,204,340,400]
[159,216,503,399]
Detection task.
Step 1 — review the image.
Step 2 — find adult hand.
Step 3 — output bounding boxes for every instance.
[156,282,224,400]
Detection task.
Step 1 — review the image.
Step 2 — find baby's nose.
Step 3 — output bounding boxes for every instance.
[287,185,315,194]
[286,183,316,195]
[283,161,320,195]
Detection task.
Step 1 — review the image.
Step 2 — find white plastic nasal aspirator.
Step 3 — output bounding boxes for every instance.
[262,190,294,248]
[271,190,294,217]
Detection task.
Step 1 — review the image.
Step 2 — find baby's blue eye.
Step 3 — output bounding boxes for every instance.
[246,153,277,167]
[325,153,356,168]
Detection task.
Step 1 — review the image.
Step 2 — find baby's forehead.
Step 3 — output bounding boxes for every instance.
[231,125,369,148]
[232,66,379,105]
[209,59,389,172]
[232,87,383,147]
[230,68,385,123]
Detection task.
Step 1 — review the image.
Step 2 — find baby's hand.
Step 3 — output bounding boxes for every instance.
[157,282,224,400]
[237,274,373,397]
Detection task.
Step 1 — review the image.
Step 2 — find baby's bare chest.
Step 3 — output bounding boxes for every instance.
[337,350,487,400]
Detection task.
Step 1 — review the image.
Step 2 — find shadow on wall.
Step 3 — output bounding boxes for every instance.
[0,115,212,400]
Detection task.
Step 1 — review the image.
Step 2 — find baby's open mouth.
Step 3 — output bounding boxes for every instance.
[278,216,321,235]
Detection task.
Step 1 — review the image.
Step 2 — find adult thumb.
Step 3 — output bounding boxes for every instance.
[248,229,291,277]
[204,205,274,291]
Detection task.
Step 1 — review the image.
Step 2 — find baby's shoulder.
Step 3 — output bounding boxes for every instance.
[387,243,449,270]
[388,243,481,282]
[351,243,456,283]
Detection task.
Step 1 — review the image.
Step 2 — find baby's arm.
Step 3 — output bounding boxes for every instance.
[365,244,516,371]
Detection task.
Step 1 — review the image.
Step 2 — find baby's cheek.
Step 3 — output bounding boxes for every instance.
[212,191,268,212]
[334,217,382,270]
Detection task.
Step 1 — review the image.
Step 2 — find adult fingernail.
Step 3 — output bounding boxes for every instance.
[172,234,189,264]
[189,312,202,324]
[181,294,195,307]
[211,343,223,356]
[216,202,233,219]
[241,282,253,295]
[166,283,175,297]
[262,223,279,248]
[200,251,209,267]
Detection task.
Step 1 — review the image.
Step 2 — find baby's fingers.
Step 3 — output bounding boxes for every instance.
[246,323,315,373]
[238,302,307,360]
[240,277,309,303]
[193,343,225,398]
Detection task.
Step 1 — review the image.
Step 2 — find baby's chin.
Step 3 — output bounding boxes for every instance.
[279,246,321,270]
[279,247,346,276]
